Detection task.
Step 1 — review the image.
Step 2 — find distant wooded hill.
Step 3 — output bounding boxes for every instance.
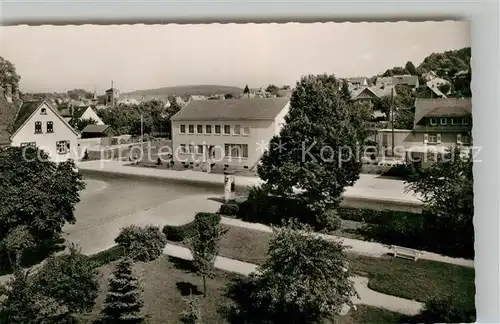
[122,85,244,98]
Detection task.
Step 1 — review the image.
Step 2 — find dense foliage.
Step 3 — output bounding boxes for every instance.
[244,220,358,323]
[0,55,21,91]
[0,147,85,269]
[69,117,97,131]
[97,98,179,137]
[115,225,167,262]
[258,74,371,223]
[186,213,228,297]
[97,258,145,324]
[405,148,474,257]
[179,294,201,324]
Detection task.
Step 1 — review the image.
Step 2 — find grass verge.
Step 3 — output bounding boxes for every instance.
[169,223,475,305]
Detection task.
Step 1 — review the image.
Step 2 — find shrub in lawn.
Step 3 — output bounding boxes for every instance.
[218,203,239,217]
[115,225,167,262]
[315,209,342,231]
[415,294,475,323]
[162,222,197,242]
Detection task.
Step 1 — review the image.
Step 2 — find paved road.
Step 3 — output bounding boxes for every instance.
[64,176,220,254]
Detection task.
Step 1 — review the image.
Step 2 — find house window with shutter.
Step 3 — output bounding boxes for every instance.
[47,121,54,133]
[180,125,186,134]
[35,121,42,134]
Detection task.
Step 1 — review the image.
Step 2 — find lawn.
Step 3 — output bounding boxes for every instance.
[83,251,406,324]
[171,224,475,305]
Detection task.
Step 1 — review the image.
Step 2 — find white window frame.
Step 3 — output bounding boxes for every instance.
[180,125,186,134]
[196,145,203,155]
[440,118,447,125]
[223,125,231,135]
[242,126,250,136]
[40,108,47,115]
[224,143,249,159]
[451,118,458,125]
[180,144,187,154]
[188,125,195,134]
[214,125,221,135]
[233,125,241,135]
[205,125,212,134]
[196,125,203,134]
[56,141,70,154]
[462,118,469,125]
[429,118,437,126]
[427,133,438,144]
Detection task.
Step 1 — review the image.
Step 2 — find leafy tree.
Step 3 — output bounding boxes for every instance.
[382,66,407,76]
[416,293,475,323]
[0,147,85,268]
[67,89,93,100]
[340,79,351,102]
[438,83,451,95]
[186,213,228,297]
[97,258,145,324]
[179,293,201,324]
[417,47,471,77]
[0,268,76,324]
[405,61,417,75]
[69,117,97,131]
[1,225,34,267]
[405,148,474,256]
[0,56,21,91]
[248,220,358,323]
[115,225,167,262]
[265,84,280,96]
[258,74,370,223]
[243,85,250,94]
[31,243,100,315]
[393,108,415,129]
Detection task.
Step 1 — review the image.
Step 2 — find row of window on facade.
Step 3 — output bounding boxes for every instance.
[427,117,470,126]
[424,133,471,144]
[179,124,251,136]
[34,121,54,134]
[20,141,71,154]
[179,143,249,158]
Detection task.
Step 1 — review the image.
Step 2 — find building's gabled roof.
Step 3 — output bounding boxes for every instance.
[72,106,90,119]
[414,98,472,125]
[81,124,113,134]
[425,84,447,98]
[11,100,80,138]
[350,85,396,100]
[171,97,290,121]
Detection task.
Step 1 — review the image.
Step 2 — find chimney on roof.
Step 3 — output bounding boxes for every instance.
[5,84,12,103]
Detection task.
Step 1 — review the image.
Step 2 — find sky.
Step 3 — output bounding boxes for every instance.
[0,21,470,94]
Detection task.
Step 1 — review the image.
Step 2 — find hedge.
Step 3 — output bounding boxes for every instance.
[336,207,421,225]
[163,212,220,242]
[218,203,239,217]
[115,225,167,262]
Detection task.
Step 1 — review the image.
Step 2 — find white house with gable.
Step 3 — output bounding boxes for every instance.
[10,100,81,163]
[170,97,290,170]
[71,106,104,125]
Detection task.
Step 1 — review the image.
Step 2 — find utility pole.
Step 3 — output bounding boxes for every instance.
[111,80,115,109]
[390,86,395,157]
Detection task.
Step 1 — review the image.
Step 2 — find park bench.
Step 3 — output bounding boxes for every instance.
[390,245,421,261]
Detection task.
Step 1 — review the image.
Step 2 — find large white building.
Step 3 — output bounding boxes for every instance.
[170,97,290,170]
[10,100,81,163]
